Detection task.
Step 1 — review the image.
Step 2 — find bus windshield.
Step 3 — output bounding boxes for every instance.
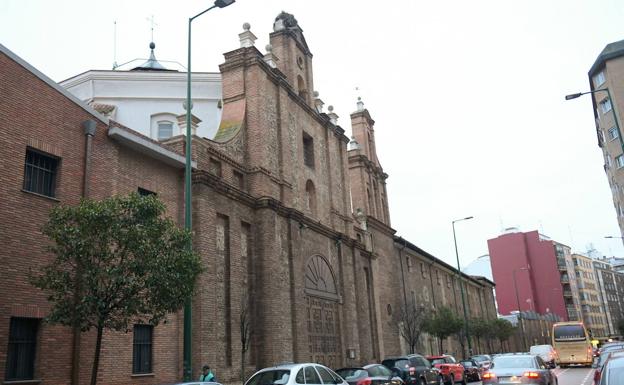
[553,324,586,341]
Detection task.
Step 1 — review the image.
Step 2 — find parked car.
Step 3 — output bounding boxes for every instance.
[471,355,492,370]
[425,355,465,385]
[598,352,624,385]
[594,351,624,384]
[336,364,404,385]
[169,383,222,385]
[458,359,481,382]
[529,345,557,368]
[382,354,441,385]
[244,363,348,385]
[481,354,557,385]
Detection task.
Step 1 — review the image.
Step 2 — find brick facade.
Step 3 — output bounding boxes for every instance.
[0,14,496,385]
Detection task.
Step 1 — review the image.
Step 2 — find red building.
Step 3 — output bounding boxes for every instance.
[487,229,573,321]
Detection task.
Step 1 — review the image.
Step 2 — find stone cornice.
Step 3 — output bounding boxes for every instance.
[366,215,396,236]
[348,154,388,180]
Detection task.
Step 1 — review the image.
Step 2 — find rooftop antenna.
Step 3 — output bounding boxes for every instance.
[112,21,118,70]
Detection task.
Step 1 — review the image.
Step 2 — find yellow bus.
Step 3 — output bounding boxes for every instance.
[551,322,593,367]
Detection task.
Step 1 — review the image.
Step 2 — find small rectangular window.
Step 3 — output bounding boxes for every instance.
[137,187,156,196]
[616,155,624,169]
[303,132,315,168]
[233,170,245,190]
[132,324,153,374]
[209,158,222,177]
[23,148,59,198]
[157,121,173,140]
[600,98,613,114]
[609,127,619,140]
[594,71,606,87]
[5,317,39,381]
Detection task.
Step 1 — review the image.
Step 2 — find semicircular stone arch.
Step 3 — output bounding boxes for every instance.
[304,254,339,301]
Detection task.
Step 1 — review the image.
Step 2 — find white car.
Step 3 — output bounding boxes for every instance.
[529,345,557,368]
[245,363,348,385]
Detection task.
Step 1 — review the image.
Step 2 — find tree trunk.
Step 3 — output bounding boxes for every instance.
[241,350,245,383]
[90,326,104,385]
[438,337,444,354]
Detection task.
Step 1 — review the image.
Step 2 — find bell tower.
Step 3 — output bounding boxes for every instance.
[269,12,314,106]
[348,98,391,226]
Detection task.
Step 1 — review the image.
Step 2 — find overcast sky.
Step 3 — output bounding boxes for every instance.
[3,0,624,269]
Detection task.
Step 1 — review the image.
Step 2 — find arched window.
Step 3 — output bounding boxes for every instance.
[305,180,316,216]
[150,112,178,140]
[305,255,338,300]
[297,75,307,100]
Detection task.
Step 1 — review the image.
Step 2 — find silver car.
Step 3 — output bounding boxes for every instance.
[482,354,557,385]
[245,363,349,385]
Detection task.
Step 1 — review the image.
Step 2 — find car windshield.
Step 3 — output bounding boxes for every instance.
[382,359,409,370]
[492,357,535,369]
[430,359,445,365]
[472,356,489,362]
[461,361,474,367]
[246,370,291,385]
[553,324,586,341]
[336,369,367,381]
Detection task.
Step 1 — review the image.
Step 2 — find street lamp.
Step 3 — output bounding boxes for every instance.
[565,88,624,155]
[452,215,474,358]
[184,0,235,381]
[512,267,529,351]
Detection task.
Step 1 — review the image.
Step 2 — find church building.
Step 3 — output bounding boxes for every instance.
[0,12,496,385]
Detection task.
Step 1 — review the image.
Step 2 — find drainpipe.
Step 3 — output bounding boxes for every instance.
[71,119,97,385]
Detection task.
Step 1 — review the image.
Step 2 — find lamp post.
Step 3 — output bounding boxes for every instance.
[512,267,529,351]
[184,0,235,381]
[565,88,624,155]
[452,215,474,358]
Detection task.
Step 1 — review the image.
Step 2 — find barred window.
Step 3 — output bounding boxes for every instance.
[132,324,153,374]
[5,317,39,381]
[303,132,315,168]
[23,148,59,197]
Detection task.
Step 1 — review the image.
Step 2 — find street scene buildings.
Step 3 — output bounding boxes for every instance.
[3,3,624,385]
[0,13,497,385]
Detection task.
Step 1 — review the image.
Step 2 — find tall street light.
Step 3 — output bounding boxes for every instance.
[452,215,474,358]
[565,88,624,155]
[512,267,529,351]
[184,0,235,381]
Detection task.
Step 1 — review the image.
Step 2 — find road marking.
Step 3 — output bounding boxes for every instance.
[580,368,594,385]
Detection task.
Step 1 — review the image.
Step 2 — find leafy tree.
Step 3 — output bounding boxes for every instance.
[30,194,202,385]
[617,318,624,336]
[397,301,427,354]
[469,318,489,353]
[424,306,463,354]
[492,318,516,351]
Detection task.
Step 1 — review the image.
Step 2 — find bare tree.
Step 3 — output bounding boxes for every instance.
[240,290,253,382]
[398,302,427,354]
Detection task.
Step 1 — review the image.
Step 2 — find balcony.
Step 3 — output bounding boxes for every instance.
[557,257,567,270]
[567,307,579,320]
[563,290,573,297]
[561,275,570,283]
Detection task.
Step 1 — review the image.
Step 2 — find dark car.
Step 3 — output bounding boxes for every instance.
[336,364,403,385]
[459,360,481,382]
[382,355,440,385]
[482,354,557,385]
[599,353,624,385]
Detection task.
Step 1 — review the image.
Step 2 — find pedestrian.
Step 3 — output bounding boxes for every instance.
[199,365,217,382]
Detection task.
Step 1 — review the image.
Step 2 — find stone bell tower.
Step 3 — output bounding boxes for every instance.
[269,12,314,107]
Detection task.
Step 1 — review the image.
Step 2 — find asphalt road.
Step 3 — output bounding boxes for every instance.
[466,367,594,385]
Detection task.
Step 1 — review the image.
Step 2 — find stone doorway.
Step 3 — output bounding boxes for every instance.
[304,255,342,367]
